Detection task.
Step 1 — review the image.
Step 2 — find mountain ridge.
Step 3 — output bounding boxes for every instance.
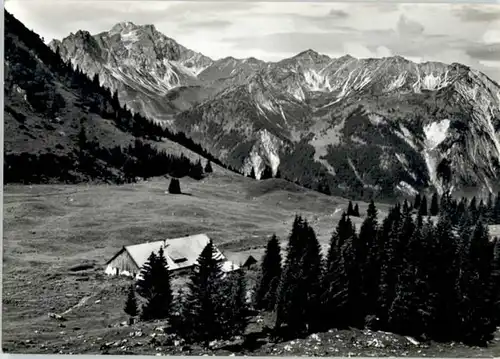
[45,21,500,199]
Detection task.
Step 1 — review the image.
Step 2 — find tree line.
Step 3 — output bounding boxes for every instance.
[4,10,240,183]
[123,194,500,348]
[4,127,213,184]
[411,191,500,225]
[255,198,500,346]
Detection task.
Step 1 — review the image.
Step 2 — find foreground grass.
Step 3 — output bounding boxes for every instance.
[3,172,499,355]
[2,172,360,353]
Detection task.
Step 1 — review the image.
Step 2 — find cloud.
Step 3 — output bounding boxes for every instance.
[178,20,232,32]
[454,5,500,22]
[4,1,500,82]
[397,15,425,36]
[327,9,349,19]
[466,44,500,61]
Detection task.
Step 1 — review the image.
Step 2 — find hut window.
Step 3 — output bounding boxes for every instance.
[173,258,187,264]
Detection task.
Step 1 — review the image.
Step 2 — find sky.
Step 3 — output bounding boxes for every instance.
[5,0,500,82]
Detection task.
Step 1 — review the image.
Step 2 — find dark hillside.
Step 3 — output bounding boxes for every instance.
[3,10,237,184]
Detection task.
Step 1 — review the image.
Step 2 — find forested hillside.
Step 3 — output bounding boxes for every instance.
[4,10,238,184]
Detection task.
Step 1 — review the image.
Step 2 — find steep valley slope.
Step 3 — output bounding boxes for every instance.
[4,11,214,185]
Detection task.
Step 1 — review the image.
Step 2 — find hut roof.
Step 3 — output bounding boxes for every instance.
[107,234,236,272]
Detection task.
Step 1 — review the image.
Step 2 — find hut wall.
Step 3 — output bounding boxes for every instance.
[105,250,139,277]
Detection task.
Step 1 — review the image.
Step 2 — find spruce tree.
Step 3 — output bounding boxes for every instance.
[353,203,360,217]
[136,252,157,299]
[414,193,421,210]
[347,201,355,216]
[419,195,428,216]
[388,219,430,338]
[492,237,500,325]
[255,234,282,311]
[124,284,138,318]
[430,193,439,216]
[219,269,249,338]
[274,216,308,336]
[427,216,459,341]
[358,201,379,318]
[168,178,181,194]
[469,196,478,221]
[176,240,224,345]
[378,205,403,326]
[321,216,352,330]
[302,223,324,332]
[190,160,204,180]
[261,165,273,180]
[455,221,496,345]
[204,161,213,173]
[367,200,377,220]
[494,192,500,224]
[138,247,173,321]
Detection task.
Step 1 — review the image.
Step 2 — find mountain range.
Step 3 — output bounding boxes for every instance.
[12,19,500,199]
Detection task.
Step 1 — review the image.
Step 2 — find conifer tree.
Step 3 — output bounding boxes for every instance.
[168,178,181,194]
[347,201,355,216]
[353,203,360,217]
[427,216,459,341]
[274,216,308,336]
[486,193,494,224]
[322,241,349,330]
[249,167,256,179]
[302,223,324,332]
[367,200,377,220]
[419,195,428,216]
[255,234,282,311]
[359,201,379,317]
[388,219,430,337]
[469,196,478,221]
[403,199,410,214]
[494,193,500,224]
[261,165,273,180]
[430,193,440,216]
[124,284,138,318]
[204,160,213,173]
[176,240,224,345]
[219,269,249,338]
[455,221,496,345]
[378,205,403,325]
[136,252,157,299]
[492,237,500,325]
[414,193,421,210]
[275,169,282,179]
[138,247,173,321]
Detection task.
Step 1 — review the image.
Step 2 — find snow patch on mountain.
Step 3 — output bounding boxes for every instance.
[396,181,418,196]
[395,153,409,168]
[424,119,450,150]
[243,129,281,179]
[424,151,443,194]
[368,114,386,126]
[386,72,407,92]
[422,119,450,194]
[121,30,140,44]
[291,86,306,101]
[303,69,331,92]
[414,70,450,92]
[395,124,418,151]
[347,157,366,187]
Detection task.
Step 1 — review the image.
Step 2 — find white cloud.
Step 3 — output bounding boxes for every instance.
[5,1,500,82]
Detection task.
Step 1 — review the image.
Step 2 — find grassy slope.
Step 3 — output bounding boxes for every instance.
[3,172,499,355]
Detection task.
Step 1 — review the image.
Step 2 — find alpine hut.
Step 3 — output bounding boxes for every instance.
[104,233,239,279]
